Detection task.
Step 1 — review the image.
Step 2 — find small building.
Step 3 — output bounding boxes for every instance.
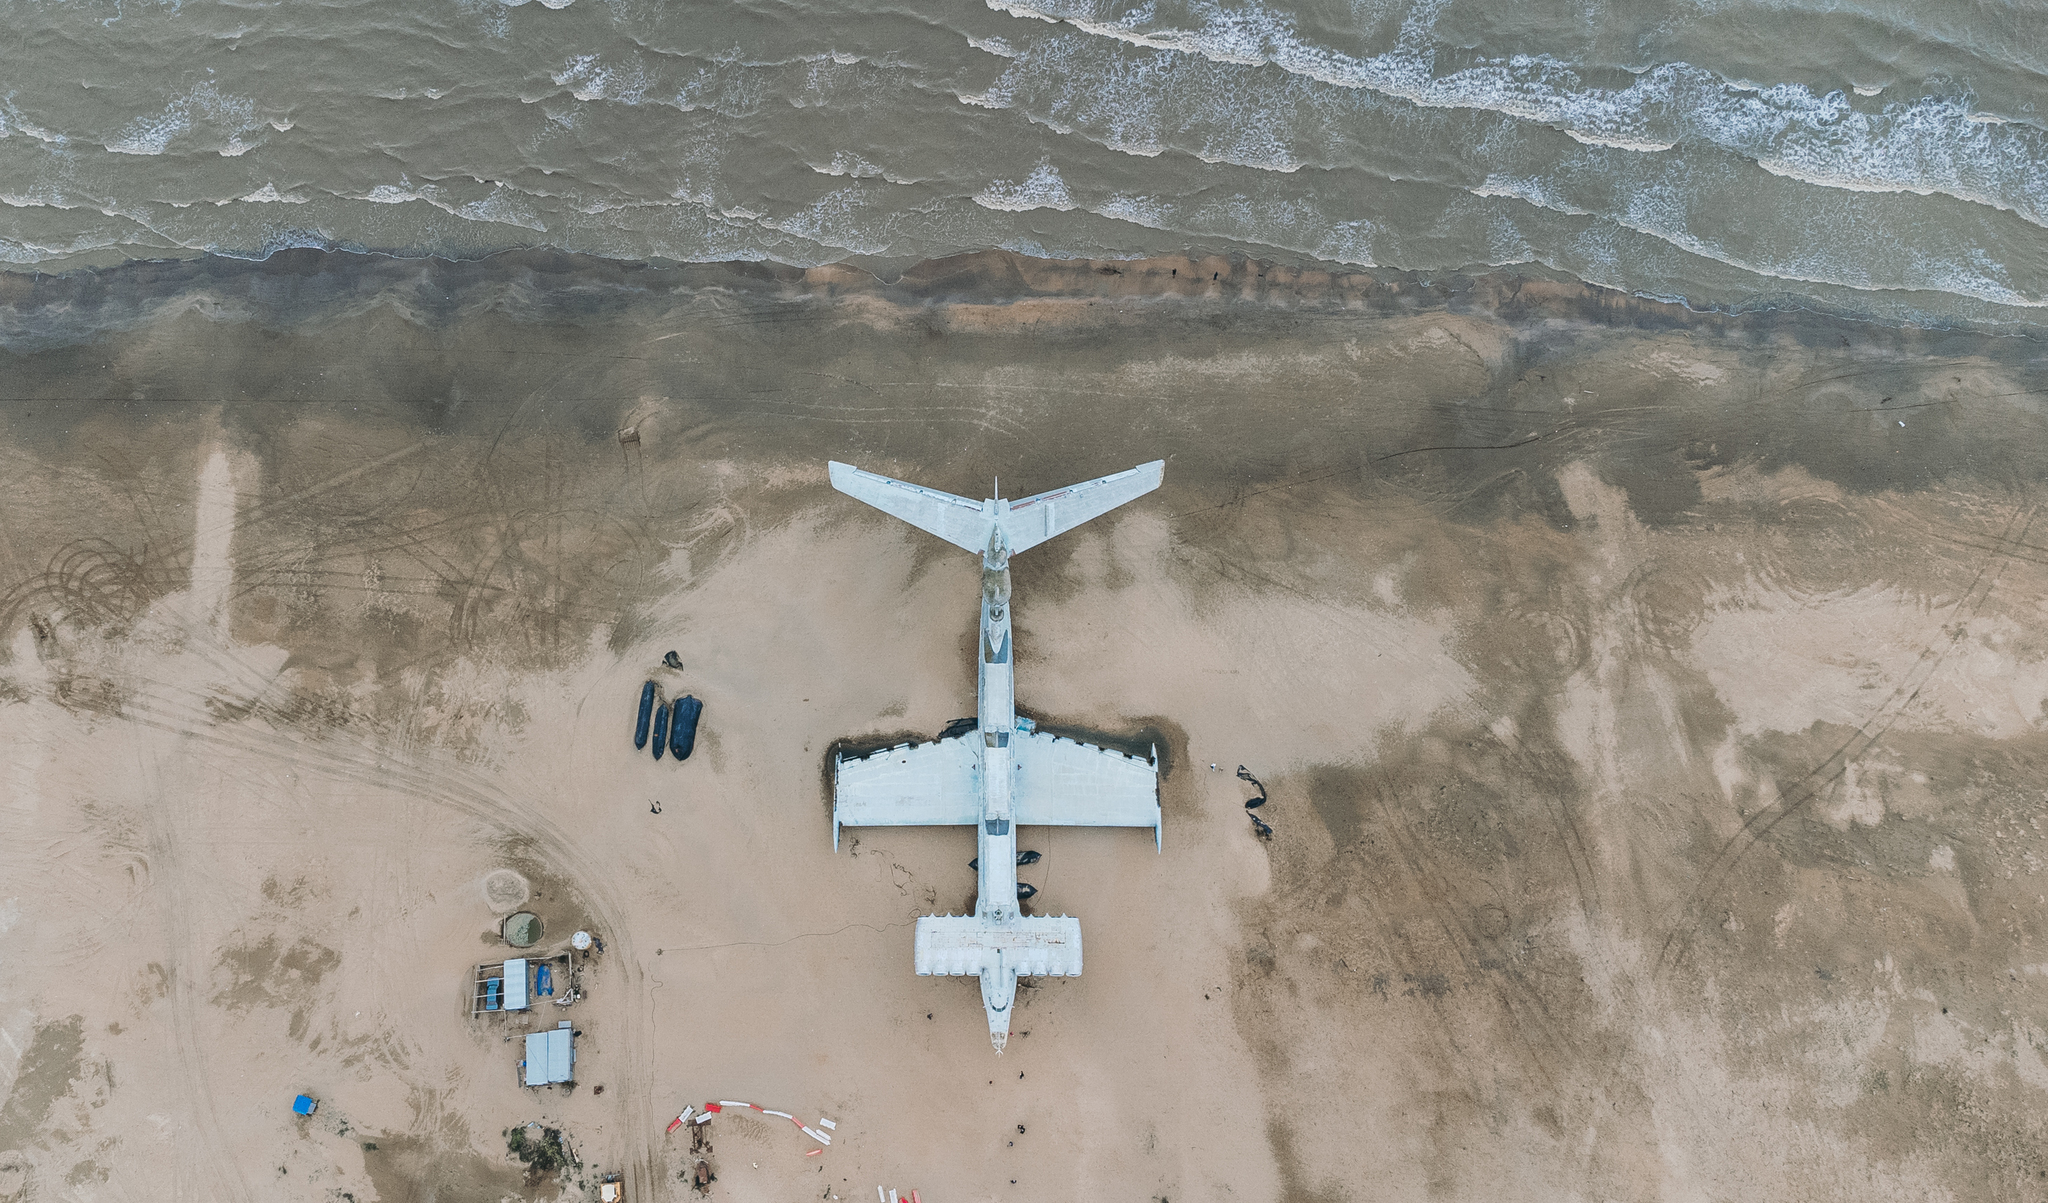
[523,1021,575,1087]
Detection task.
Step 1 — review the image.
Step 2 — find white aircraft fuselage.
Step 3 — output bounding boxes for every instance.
[971,528,1024,1026]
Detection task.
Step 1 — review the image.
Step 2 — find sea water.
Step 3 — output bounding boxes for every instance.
[0,0,2042,323]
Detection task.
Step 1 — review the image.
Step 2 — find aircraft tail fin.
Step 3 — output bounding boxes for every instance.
[830,460,1164,558]
[915,914,1082,1052]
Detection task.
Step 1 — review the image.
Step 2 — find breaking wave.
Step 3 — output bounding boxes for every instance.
[0,0,2038,324]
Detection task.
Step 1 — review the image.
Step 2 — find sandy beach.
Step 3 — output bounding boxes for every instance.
[4,250,2048,1202]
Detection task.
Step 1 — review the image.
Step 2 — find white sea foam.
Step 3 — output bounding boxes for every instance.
[670,59,770,116]
[107,108,189,155]
[0,99,71,146]
[1463,161,2046,308]
[809,151,886,178]
[963,16,2046,309]
[1097,193,1169,228]
[970,35,1308,171]
[1753,158,1945,196]
[968,35,1020,57]
[986,0,2048,226]
[247,228,346,259]
[1564,129,1674,153]
[1470,178,1594,218]
[974,161,1077,211]
[106,81,260,156]
[1602,206,2044,308]
[757,186,894,256]
[222,184,309,205]
[0,0,2037,322]
[364,183,422,205]
[0,228,131,264]
[0,188,82,210]
[354,177,549,232]
[458,188,549,232]
[554,53,650,104]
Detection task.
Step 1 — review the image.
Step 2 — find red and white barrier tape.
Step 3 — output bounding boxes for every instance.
[670,1099,836,1147]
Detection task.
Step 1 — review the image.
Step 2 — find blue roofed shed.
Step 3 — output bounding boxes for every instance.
[523,1022,574,1087]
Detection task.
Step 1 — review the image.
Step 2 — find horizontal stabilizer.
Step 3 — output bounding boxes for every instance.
[830,460,1164,557]
[829,462,992,553]
[915,914,1083,978]
[1003,460,1164,554]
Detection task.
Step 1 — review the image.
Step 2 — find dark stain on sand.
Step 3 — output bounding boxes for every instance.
[211,936,341,1012]
[0,1016,86,1152]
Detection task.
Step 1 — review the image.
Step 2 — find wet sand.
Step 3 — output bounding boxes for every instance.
[3,250,2048,1202]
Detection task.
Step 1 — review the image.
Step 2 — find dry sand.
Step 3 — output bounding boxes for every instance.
[3,251,2048,1201]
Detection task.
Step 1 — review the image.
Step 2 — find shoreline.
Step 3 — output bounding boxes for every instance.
[3,248,2039,355]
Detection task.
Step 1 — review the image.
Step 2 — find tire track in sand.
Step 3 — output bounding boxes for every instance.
[1653,503,2036,980]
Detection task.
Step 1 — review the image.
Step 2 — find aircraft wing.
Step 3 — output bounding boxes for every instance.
[1002,460,1164,554]
[1012,730,1162,849]
[832,735,982,849]
[830,462,994,554]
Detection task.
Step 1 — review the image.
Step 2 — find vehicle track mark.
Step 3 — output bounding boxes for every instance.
[1653,503,2036,980]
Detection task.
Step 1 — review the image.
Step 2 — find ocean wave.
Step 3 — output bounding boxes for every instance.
[1082,185,1379,266]
[969,33,1319,171]
[983,0,2048,226]
[974,161,1078,211]
[538,49,772,117]
[104,81,262,156]
[0,0,2040,327]
[0,98,72,147]
[968,35,1021,58]
[554,52,652,104]
[352,178,550,232]
[1481,171,2044,309]
[1609,214,2047,310]
[228,184,309,205]
[1564,129,1674,153]
[0,232,124,265]
[966,21,2046,306]
[757,185,897,256]
[808,151,887,179]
